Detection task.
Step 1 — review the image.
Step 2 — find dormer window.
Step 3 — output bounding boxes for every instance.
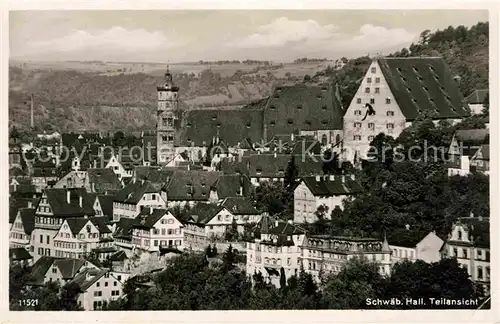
[212,116,216,121]
[287,119,293,125]
[246,123,251,128]
[322,105,327,110]
[356,98,362,104]
[297,105,302,110]
[270,105,276,110]
[270,121,275,126]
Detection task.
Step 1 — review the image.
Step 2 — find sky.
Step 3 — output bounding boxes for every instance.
[9,10,488,63]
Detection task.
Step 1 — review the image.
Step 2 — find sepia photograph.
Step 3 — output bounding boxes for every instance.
[6,6,495,316]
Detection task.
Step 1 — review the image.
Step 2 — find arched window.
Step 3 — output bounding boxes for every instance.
[321,134,328,146]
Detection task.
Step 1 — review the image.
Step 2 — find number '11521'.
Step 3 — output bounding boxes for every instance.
[18,299,38,307]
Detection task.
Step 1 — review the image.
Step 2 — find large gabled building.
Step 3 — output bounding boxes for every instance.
[343,56,471,161]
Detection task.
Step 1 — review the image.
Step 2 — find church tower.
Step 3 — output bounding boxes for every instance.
[156,66,180,165]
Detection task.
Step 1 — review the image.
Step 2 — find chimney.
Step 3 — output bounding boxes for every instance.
[315,175,321,182]
[239,182,243,196]
[351,174,355,181]
[263,124,268,143]
[27,201,33,208]
[288,220,293,224]
[341,175,345,183]
[274,151,277,158]
[67,190,71,204]
[79,195,83,208]
[150,206,154,214]
[478,215,483,221]
[91,182,96,193]
[405,224,410,230]
[291,133,295,142]
[329,175,334,181]
[275,220,279,227]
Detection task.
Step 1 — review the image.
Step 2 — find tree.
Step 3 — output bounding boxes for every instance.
[419,29,432,45]
[322,149,341,175]
[253,181,287,215]
[322,258,387,309]
[284,155,299,194]
[222,244,236,272]
[279,267,287,289]
[224,218,239,242]
[385,259,483,309]
[303,74,311,82]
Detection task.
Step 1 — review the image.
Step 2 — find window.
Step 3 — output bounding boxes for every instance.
[386,123,394,129]
[353,135,362,141]
[52,267,57,274]
[365,87,370,93]
[463,248,468,259]
[354,122,362,128]
[368,123,375,129]
[94,291,102,297]
[287,258,291,266]
[356,98,361,104]
[368,135,374,142]
[354,110,362,116]
[477,249,482,258]
[161,229,166,235]
[367,77,372,83]
[40,235,43,244]
[386,98,391,104]
[375,88,380,94]
[371,67,376,73]
[386,111,394,116]
[375,77,380,83]
[370,98,375,104]
[96,282,100,287]
[477,266,483,280]
[453,248,458,257]
[114,281,117,286]
[154,240,158,246]
[105,281,108,287]
[458,230,462,240]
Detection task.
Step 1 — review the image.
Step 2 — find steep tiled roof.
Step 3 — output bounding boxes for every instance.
[455,129,489,145]
[69,268,108,291]
[9,198,34,223]
[214,174,252,199]
[114,217,138,239]
[135,208,170,229]
[142,168,175,190]
[9,247,33,260]
[30,256,56,285]
[377,57,470,121]
[176,109,264,146]
[43,188,95,217]
[262,84,344,139]
[87,168,122,193]
[186,203,225,224]
[96,195,115,217]
[164,170,221,201]
[301,175,362,196]
[66,218,92,235]
[241,154,324,178]
[55,258,86,279]
[465,89,488,105]
[19,208,36,235]
[89,216,112,234]
[134,166,161,181]
[114,180,159,204]
[220,197,259,215]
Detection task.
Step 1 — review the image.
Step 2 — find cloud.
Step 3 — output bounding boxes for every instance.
[337,24,417,54]
[13,27,182,61]
[222,18,417,60]
[228,17,339,48]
